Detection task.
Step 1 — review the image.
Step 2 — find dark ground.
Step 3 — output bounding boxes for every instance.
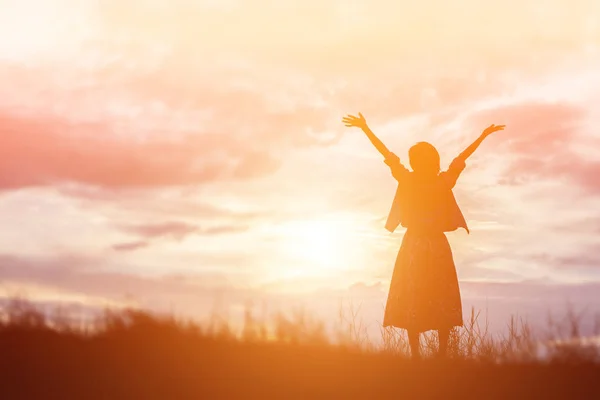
[1,324,600,400]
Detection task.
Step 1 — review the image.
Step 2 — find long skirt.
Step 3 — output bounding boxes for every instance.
[383,229,463,333]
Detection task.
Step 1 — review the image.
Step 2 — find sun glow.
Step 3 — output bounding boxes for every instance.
[275,217,357,278]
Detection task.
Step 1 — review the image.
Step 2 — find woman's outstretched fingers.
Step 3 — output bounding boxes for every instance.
[342,113,367,128]
[483,124,506,136]
[342,114,360,127]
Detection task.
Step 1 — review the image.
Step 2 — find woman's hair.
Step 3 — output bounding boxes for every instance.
[409,141,440,175]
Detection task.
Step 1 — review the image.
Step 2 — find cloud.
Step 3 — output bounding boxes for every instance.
[57,186,269,223]
[465,101,600,193]
[110,221,250,251]
[201,225,249,235]
[0,111,287,192]
[0,113,210,189]
[233,151,282,179]
[528,244,600,271]
[120,221,199,240]
[468,101,585,154]
[112,241,149,252]
[118,221,248,240]
[0,253,251,311]
[460,280,600,304]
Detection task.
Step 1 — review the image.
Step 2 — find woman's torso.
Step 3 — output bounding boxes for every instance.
[401,173,455,233]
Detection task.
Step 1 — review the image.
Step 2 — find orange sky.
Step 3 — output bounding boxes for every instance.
[1,0,600,336]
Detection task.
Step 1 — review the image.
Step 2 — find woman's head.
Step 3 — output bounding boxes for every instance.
[409,142,440,175]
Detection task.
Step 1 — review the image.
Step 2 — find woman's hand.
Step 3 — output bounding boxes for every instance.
[342,113,368,130]
[457,124,506,162]
[342,112,391,158]
[482,124,506,137]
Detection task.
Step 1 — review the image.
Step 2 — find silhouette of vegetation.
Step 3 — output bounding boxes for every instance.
[1,298,599,398]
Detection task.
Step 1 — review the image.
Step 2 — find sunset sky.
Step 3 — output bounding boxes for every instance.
[1,0,600,336]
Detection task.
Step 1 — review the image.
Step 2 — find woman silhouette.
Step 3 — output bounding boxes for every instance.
[342,112,505,359]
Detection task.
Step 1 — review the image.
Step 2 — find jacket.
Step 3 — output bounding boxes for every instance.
[383,153,469,234]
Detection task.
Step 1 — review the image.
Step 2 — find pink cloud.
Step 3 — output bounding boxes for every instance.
[120,221,199,240]
[110,221,249,252]
[0,111,282,191]
[112,241,149,252]
[467,102,600,192]
[118,221,248,240]
[468,102,585,153]
[0,254,252,316]
[528,244,600,271]
[233,151,281,179]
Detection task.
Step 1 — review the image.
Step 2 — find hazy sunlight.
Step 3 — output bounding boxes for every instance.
[2,2,600,384]
[277,218,353,278]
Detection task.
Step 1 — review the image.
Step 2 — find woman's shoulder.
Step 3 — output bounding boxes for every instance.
[438,157,466,188]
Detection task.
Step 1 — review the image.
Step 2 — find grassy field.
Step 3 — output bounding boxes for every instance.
[1,299,600,399]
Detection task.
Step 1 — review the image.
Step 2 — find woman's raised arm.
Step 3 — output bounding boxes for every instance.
[457,124,506,162]
[342,112,410,182]
[342,113,391,159]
